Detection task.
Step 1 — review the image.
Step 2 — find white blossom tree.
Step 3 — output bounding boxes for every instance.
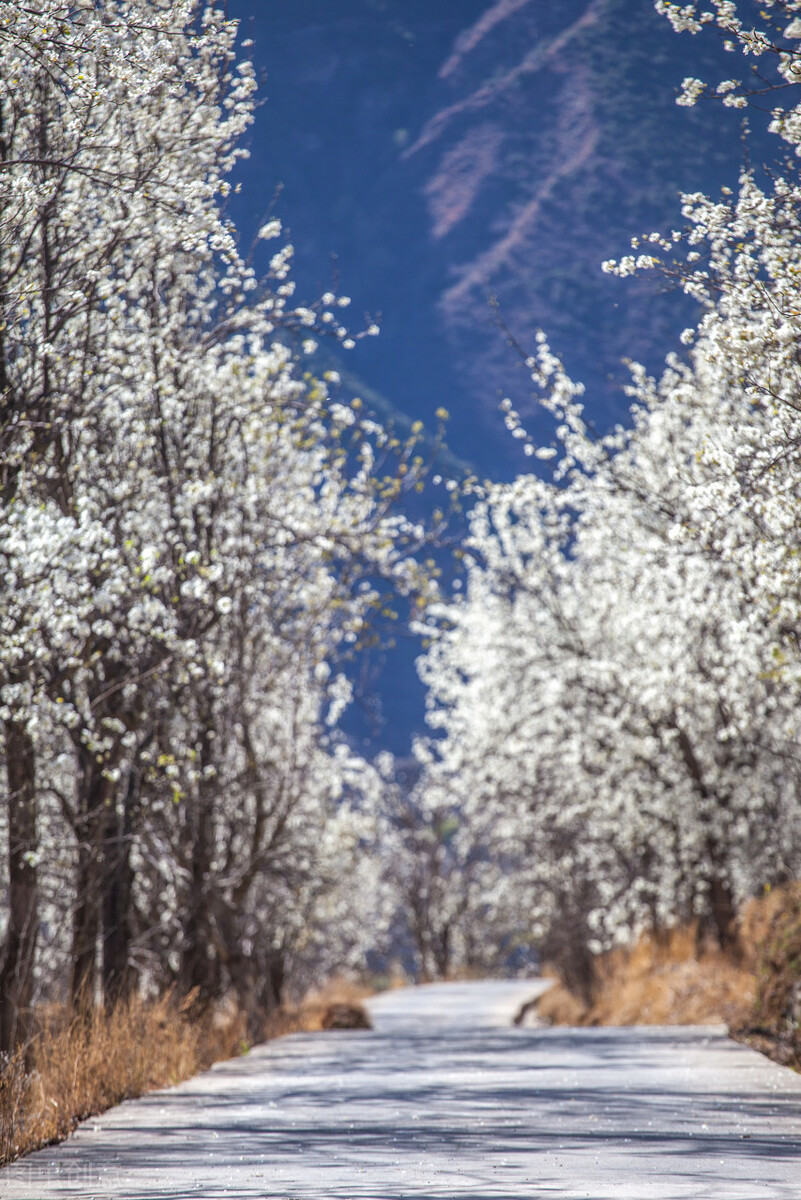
[0,0,438,1049]
[410,0,801,989]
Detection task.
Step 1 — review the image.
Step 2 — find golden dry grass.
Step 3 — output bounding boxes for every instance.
[535,885,801,1041]
[0,992,239,1166]
[0,986,358,1169]
[735,882,801,1066]
[536,923,757,1028]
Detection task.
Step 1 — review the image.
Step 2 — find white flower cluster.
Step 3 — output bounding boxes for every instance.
[655,0,800,121]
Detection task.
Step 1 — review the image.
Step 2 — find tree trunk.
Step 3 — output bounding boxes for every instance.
[433,920,452,980]
[179,788,219,1006]
[70,752,111,1011]
[706,870,738,953]
[101,762,140,1005]
[0,719,39,1057]
[212,900,261,1040]
[259,950,285,1013]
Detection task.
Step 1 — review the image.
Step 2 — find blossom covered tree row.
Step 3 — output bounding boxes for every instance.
[7,0,801,1043]
[407,0,801,992]
[0,0,440,1052]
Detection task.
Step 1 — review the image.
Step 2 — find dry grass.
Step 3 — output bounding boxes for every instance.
[733,882,801,1066]
[535,923,756,1029]
[0,989,338,1169]
[534,886,801,1056]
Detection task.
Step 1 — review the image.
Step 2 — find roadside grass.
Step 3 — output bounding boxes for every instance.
[735,881,801,1067]
[534,888,801,1056]
[533,884,801,1070]
[0,978,371,1169]
[536,924,755,1028]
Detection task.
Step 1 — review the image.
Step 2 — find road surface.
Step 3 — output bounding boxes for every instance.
[4,979,801,1199]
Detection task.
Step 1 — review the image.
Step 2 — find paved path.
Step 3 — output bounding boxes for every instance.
[4,980,801,1199]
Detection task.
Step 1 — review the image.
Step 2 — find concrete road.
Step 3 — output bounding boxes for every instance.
[4,979,801,1200]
